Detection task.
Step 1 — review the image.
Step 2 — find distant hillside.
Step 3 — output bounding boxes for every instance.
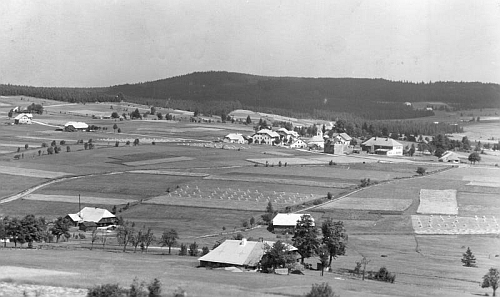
[107,71,500,119]
[1,71,499,120]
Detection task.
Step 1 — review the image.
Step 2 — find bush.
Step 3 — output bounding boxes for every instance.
[416,167,426,175]
[201,246,210,256]
[360,178,371,187]
[79,233,86,239]
[305,283,339,297]
[87,283,124,297]
[178,243,187,256]
[41,142,48,148]
[60,140,66,145]
[373,267,396,283]
[147,278,162,297]
[327,192,333,200]
[188,242,199,256]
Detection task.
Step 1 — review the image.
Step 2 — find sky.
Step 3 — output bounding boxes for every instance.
[1,0,499,87]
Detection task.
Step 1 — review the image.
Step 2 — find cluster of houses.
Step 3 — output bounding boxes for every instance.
[223,127,405,156]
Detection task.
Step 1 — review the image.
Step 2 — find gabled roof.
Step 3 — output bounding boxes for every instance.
[224,133,244,141]
[330,132,352,141]
[439,151,461,161]
[14,113,32,120]
[198,239,297,267]
[67,207,115,223]
[255,129,279,138]
[272,213,314,227]
[362,137,402,147]
[64,121,88,129]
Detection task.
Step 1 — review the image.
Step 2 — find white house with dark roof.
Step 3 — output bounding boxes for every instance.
[252,129,280,145]
[64,121,88,131]
[361,137,403,156]
[14,113,33,124]
[276,128,299,144]
[198,238,298,268]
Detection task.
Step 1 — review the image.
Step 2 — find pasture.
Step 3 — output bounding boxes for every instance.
[2,96,500,296]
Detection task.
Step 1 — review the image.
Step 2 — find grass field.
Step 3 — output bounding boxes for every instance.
[417,189,458,215]
[2,96,500,296]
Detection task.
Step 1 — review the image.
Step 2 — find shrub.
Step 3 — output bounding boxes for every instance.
[79,233,86,239]
[66,146,71,152]
[373,267,396,283]
[201,246,210,256]
[126,141,131,146]
[87,283,124,297]
[360,178,371,187]
[60,140,66,145]
[327,192,333,200]
[147,278,162,297]
[188,242,199,256]
[416,167,426,175]
[305,283,339,297]
[41,142,48,148]
[178,243,187,256]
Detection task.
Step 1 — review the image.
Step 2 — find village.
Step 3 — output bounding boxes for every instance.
[1,95,499,297]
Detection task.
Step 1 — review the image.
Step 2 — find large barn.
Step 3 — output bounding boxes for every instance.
[198,238,298,269]
[66,207,117,228]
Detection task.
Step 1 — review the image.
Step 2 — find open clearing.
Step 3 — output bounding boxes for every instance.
[0,165,69,179]
[417,189,458,215]
[318,197,413,212]
[23,194,137,205]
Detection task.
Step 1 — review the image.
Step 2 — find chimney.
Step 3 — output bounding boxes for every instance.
[240,238,247,246]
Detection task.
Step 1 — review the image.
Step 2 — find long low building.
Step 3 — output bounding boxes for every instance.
[361,137,403,156]
[272,213,314,232]
[198,238,298,269]
[66,207,117,228]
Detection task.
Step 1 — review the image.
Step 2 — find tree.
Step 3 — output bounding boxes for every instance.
[50,217,71,243]
[461,247,476,267]
[261,201,277,225]
[246,115,252,124]
[90,229,99,250]
[142,228,155,253]
[130,228,143,253]
[292,215,320,264]
[156,112,163,120]
[160,229,178,254]
[147,278,162,297]
[87,283,124,297]
[409,143,416,156]
[131,108,142,119]
[468,152,481,165]
[260,240,295,272]
[0,217,9,247]
[250,217,255,227]
[117,220,135,252]
[321,219,347,268]
[482,268,499,297]
[188,241,199,256]
[8,109,13,118]
[134,138,140,146]
[117,128,121,133]
[305,283,339,297]
[416,167,426,175]
[111,111,119,119]
[20,214,46,248]
[317,245,330,276]
[113,123,118,133]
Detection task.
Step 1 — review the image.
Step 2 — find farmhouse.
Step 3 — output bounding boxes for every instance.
[223,133,245,144]
[14,113,33,124]
[361,137,403,156]
[324,133,352,155]
[276,128,299,144]
[438,151,461,163]
[198,238,298,269]
[252,129,280,145]
[307,135,326,150]
[289,139,307,149]
[272,213,314,232]
[66,207,117,228]
[64,121,88,131]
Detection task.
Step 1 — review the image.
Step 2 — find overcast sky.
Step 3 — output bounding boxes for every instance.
[1,0,499,87]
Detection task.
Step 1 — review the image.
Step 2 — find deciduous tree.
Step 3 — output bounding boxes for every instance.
[468,152,481,164]
[50,217,71,243]
[160,229,178,254]
[482,268,499,297]
[321,219,347,268]
[292,215,320,264]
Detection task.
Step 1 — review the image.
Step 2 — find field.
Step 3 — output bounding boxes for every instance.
[1,95,500,296]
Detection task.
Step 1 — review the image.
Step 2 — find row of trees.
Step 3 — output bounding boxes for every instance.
[0,215,71,248]
[116,221,180,254]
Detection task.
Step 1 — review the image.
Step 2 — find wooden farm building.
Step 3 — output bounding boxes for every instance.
[66,207,117,228]
[272,213,314,232]
[361,137,403,156]
[14,113,33,124]
[198,238,298,269]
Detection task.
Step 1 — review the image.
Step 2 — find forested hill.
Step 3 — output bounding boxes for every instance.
[107,71,500,119]
[1,71,499,120]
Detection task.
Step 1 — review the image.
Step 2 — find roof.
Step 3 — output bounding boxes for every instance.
[224,133,244,140]
[64,121,88,129]
[272,213,314,227]
[307,135,325,144]
[198,239,297,267]
[439,151,461,160]
[67,207,115,223]
[255,129,280,138]
[362,137,402,147]
[330,133,352,141]
[14,113,32,120]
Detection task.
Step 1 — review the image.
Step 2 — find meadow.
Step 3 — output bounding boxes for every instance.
[1,95,500,297]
